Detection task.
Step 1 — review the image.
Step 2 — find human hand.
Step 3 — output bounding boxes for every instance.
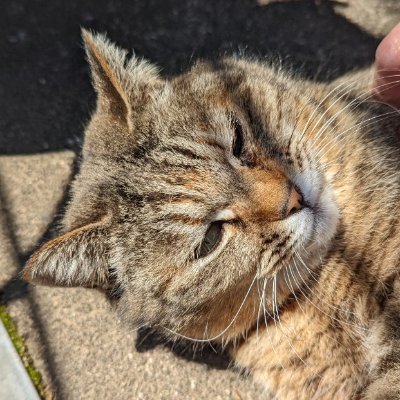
[374,22,400,108]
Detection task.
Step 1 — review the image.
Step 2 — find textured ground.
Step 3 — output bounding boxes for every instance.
[0,1,399,399]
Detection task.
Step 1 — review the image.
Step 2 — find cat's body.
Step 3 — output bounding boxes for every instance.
[23,31,400,399]
[233,75,400,399]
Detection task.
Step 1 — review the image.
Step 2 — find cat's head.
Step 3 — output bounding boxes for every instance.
[23,31,339,341]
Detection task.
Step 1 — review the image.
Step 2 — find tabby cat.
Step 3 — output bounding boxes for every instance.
[23,30,400,399]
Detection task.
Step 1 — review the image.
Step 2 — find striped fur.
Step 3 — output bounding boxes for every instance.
[23,32,400,399]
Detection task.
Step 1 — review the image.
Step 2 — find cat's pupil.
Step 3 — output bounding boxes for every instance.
[232,119,244,158]
[196,222,224,259]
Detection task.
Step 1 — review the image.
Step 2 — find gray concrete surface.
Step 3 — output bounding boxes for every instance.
[0,1,399,400]
[0,321,41,400]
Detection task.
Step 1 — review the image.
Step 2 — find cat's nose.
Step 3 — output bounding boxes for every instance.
[236,165,304,223]
[286,186,303,217]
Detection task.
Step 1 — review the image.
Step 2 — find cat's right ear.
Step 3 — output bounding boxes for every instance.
[22,221,111,289]
[81,29,161,129]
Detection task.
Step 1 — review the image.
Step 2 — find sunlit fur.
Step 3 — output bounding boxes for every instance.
[24,31,400,399]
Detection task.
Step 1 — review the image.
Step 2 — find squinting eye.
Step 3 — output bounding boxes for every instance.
[196,222,224,259]
[232,119,244,158]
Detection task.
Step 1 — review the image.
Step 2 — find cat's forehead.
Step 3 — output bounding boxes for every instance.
[162,67,236,116]
[155,59,296,132]
[144,71,246,143]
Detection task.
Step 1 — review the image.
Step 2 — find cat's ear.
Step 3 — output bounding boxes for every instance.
[22,222,110,289]
[81,29,161,128]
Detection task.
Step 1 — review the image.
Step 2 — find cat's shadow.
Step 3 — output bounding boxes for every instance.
[1,0,382,155]
[135,327,232,370]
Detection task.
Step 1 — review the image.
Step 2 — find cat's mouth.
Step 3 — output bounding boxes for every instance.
[292,169,339,250]
[273,171,339,301]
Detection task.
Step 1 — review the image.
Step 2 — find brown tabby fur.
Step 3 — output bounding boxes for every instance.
[23,30,400,399]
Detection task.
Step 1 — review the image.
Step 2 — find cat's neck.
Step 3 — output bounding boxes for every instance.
[327,124,400,284]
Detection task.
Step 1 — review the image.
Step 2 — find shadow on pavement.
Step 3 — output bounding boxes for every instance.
[1,0,379,155]
[136,327,232,371]
[0,174,68,398]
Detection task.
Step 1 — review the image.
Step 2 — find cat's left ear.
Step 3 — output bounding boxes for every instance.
[82,29,162,128]
[22,222,111,289]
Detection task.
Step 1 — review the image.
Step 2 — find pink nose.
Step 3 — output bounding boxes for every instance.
[286,186,303,217]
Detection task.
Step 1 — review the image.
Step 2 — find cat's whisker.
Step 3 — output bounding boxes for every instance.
[304,81,382,152]
[285,265,364,357]
[324,131,394,175]
[202,321,210,344]
[296,80,357,148]
[283,268,306,316]
[281,269,306,389]
[304,77,400,159]
[255,277,265,344]
[309,78,400,153]
[314,106,400,165]
[259,277,290,375]
[293,247,361,319]
[296,262,369,338]
[301,80,363,146]
[290,265,367,358]
[290,260,342,333]
[163,272,258,343]
[287,102,308,152]
[287,90,322,153]
[290,258,368,334]
[271,275,319,375]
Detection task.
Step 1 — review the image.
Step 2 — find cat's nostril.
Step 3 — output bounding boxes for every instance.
[286,186,303,217]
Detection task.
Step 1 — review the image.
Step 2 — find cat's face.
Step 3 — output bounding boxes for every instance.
[23,31,339,341]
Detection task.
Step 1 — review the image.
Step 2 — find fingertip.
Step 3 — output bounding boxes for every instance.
[374,22,400,108]
[375,22,400,71]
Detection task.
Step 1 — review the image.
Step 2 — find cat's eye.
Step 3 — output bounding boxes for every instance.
[196,221,224,259]
[232,119,244,158]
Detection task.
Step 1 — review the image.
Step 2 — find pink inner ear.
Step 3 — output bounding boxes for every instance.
[23,222,110,289]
